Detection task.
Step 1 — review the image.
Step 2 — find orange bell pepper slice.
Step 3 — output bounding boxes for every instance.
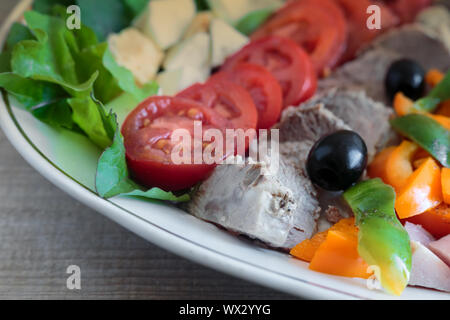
[413,158,428,170]
[309,229,372,279]
[393,92,414,116]
[367,146,396,183]
[430,114,450,130]
[392,92,450,129]
[385,141,419,192]
[425,69,444,87]
[442,168,450,205]
[290,231,327,262]
[290,218,355,262]
[395,158,442,219]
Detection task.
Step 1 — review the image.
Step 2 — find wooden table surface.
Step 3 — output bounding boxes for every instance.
[0,0,294,300]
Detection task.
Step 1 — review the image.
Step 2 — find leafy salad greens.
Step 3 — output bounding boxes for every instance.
[0,1,191,202]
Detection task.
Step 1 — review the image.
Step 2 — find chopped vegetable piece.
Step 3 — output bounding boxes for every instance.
[309,230,372,279]
[396,158,442,219]
[235,8,274,35]
[414,71,450,113]
[393,92,414,116]
[95,114,190,202]
[407,203,450,238]
[390,114,450,168]
[437,100,450,117]
[290,217,355,262]
[442,168,450,205]
[385,141,419,192]
[413,157,427,170]
[425,69,444,87]
[344,179,412,296]
[251,0,348,76]
[368,146,396,183]
[392,93,450,129]
[290,231,327,262]
[413,148,431,161]
[430,115,450,130]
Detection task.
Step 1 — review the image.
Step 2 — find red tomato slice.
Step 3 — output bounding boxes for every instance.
[122,96,229,191]
[222,36,317,108]
[335,0,399,62]
[176,79,258,133]
[251,0,348,76]
[210,63,283,129]
[383,0,432,23]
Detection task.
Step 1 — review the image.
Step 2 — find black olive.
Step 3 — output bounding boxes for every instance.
[385,59,426,102]
[306,130,368,191]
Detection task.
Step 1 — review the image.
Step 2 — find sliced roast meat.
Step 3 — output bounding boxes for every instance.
[188,105,354,248]
[298,88,397,160]
[417,5,450,51]
[319,26,450,105]
[276,104,351,169]
[276,104,355,228]
[370,25,450,70]
[409,241,450,292]
[187,155,320,249]
[319,48,400,105]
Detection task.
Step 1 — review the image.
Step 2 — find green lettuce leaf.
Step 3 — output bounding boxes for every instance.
[102,48,160,102]
[76,0,132,41]
[0,22,35,73]
[33,0,74,14]
[0,73,66,110]
[123,0,151,17]
[31,99,75,129]
[1,10,159,149]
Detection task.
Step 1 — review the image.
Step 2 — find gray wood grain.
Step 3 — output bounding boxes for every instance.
[0,0,294,300]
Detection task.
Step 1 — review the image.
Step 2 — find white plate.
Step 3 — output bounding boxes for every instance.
[1,0,449,300]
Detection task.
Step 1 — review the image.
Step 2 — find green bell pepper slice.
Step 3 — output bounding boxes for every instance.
[414,71,450,112]
[390,113,450,168]
[343,179,412,296]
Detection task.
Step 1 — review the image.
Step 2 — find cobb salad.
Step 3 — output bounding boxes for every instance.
[1,0,449,296]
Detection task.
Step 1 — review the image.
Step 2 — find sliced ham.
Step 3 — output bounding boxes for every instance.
[428,235,450,267]
[405,222,436,246]
[409,241,450,292]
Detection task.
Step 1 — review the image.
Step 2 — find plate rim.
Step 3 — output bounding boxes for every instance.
[1,0,442,300]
